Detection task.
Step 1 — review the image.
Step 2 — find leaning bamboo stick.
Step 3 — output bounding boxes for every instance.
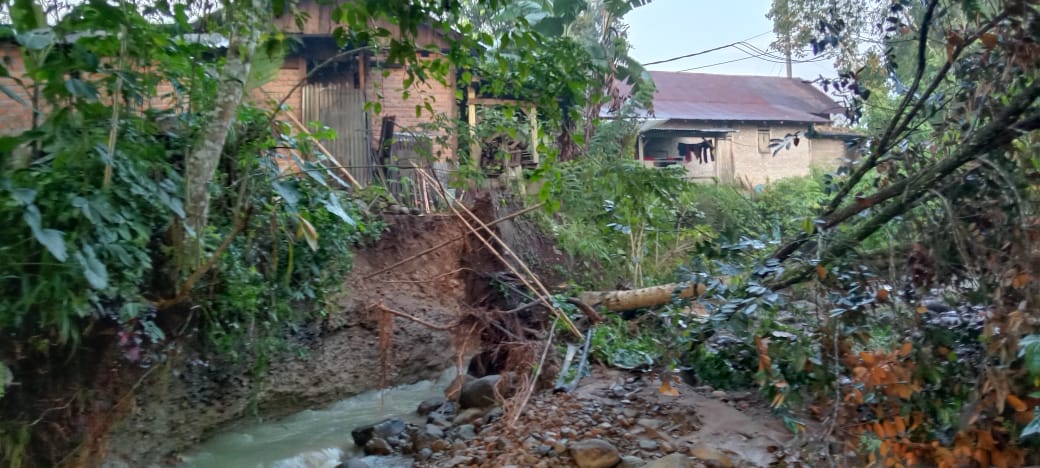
[414,168,582,339]
[417,169,576,330]
[284,112,363,190]
[362,201,546,280]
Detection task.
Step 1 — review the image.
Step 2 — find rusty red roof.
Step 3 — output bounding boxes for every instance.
[646,71,841,123]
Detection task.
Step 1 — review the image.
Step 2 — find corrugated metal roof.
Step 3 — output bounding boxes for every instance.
[645,71,842,123]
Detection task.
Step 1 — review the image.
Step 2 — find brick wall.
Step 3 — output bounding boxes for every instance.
[0,44,32,136]
[254,55,306,122]
[809,137,848,168]
[366,62,457,161]
[729,123,825,187]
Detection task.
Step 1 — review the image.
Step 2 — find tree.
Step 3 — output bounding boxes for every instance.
[181,0,268,265]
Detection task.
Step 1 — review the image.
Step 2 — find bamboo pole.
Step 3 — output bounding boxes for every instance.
[414,168,582,339]
[284,111,364,190]
[362,202,546,280]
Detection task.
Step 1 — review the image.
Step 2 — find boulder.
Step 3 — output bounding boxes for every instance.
[351,419,406,448]
[569,439,621,468]
[459,375,501,408]
[417,397,446,416]
[640,453,696,468]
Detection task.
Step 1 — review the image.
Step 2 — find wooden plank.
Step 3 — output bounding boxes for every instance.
[467,85,479,169]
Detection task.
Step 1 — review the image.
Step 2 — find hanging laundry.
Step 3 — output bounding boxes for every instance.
[677,139,715,164]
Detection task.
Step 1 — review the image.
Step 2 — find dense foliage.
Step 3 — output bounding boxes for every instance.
[0,0,1037,466]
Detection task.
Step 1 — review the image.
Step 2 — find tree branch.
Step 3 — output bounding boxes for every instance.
[770,82,1040,288]
[822,6,1011,218]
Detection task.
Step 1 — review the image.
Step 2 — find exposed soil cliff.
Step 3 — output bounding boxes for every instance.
[101,212,497,465]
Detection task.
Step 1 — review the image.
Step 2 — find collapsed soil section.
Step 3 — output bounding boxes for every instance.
[102,212,500,466]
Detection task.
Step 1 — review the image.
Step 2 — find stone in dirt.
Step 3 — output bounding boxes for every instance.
[618,455,645,468]
[363,437,392,456]
[455,424,477,440]
[459,375,501,408]
[483,406,504,424]
[640,453,697,468]
[417,396,447,416]
[424,424,445,439]
[446,455,475,467]
[569,439,621,468]
[428,400,457,427]
[638,438,659,451]
[688,446,734,468]
[352,419,406,447]
[453,407,487,425]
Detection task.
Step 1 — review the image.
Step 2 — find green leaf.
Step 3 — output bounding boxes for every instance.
[163,195,186,218]
[0,362,11,399]
[10,0,46,31]
[295,214,319,252]
[23,204,67,261]
[77,245,108,290]
[322,193,356,226]
[65,78,99,101]
[0,83,32,110]
[10,187,36,205]
[272,180,301,208]
[16,28,53,50]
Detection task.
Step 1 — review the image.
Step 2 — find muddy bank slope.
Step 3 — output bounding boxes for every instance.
[104,213,492,465]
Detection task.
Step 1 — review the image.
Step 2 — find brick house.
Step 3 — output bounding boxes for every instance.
[267,1,459,186]
[634,71,859,186]
[0,3,459,187]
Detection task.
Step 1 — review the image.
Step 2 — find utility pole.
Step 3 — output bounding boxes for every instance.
[785,30,793,78]
[785,47,792,78]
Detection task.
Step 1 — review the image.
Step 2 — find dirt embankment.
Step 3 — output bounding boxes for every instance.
[101,212,499,466]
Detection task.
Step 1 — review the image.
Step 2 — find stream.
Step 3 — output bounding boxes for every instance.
[178,368,460,468]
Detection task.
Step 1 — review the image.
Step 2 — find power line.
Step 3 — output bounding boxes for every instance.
[676,46,828,72]
[644,36,827,69]
[732,42,829,64]
[642,30,771,66]
[679,54,761,72]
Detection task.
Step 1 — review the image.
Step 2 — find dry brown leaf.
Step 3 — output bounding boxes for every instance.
[658,379,680,397]
[1006,394,1028,412]
[980,33,998,49]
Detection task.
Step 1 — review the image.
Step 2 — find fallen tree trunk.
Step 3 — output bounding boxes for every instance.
[578,283,706,312]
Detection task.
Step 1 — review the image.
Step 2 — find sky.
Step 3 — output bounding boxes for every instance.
[624,0,837,79]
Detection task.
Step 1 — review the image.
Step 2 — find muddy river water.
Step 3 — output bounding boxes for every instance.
[178,369,459,468]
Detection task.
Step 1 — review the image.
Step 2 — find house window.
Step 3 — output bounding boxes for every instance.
[757,128,771,154]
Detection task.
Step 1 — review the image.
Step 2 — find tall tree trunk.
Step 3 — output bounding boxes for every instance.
[181,0,267,266]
